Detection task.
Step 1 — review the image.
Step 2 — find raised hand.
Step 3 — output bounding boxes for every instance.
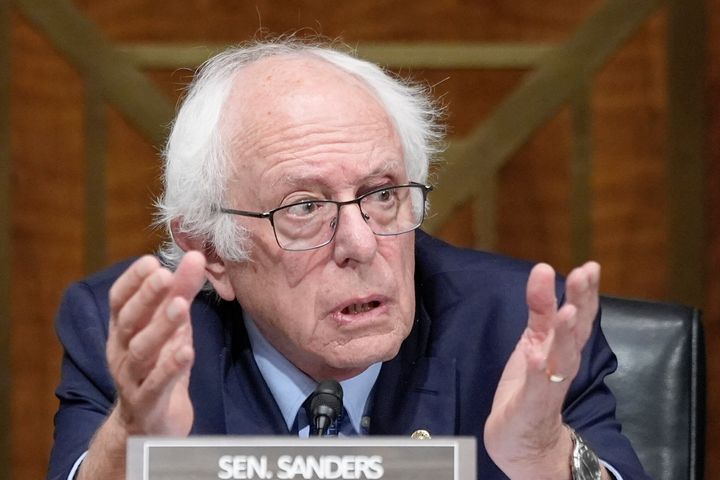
[78,252,207,479]
[484,261,606,479]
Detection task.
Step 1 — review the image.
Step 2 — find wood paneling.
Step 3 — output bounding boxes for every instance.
[5,0,717,478]
[592,11,669,299]
[705,0,720,478]
[0,1,10,476]
[497,107,573,273]
[10,13,86,478]
[73,0,602,42]
[105,106,165,263]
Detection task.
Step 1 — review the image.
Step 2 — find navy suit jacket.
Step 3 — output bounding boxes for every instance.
[47,232,649,479]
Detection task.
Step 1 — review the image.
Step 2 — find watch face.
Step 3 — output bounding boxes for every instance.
[578,448,601,475]
[572,436,602,480]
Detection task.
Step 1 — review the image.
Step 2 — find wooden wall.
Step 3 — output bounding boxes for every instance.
[705,0,720,475]
[5,0,718,478]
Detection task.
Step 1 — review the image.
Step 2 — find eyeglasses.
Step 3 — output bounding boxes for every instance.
[218,182,433,251]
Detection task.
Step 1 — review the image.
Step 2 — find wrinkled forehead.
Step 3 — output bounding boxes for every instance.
[216,54,405,193]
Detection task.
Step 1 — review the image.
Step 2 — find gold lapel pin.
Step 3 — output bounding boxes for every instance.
[410,429,432,440]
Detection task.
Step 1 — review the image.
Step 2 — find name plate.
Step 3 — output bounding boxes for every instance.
[127,436,476,480]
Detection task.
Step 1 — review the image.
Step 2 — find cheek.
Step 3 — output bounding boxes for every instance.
[386,236,415,302]
[261,261,329,336]
[284,255,328,288]
[235,257,323,322]
[373,237,416,333]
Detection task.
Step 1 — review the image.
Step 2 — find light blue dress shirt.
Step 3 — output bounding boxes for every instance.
[244,315,381,436]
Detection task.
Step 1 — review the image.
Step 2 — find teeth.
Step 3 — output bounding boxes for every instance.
[344,301,377,315]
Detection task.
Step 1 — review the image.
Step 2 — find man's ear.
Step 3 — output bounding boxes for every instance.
[171,220,236,301]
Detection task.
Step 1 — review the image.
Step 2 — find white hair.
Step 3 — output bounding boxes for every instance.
[156,38,445,269]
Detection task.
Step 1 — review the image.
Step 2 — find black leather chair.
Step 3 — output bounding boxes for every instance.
[600,296,705,480]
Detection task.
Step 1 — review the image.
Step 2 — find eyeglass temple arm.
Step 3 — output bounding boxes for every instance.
[218,207,271,219]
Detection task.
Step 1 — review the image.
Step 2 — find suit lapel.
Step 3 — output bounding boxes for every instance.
[369,297,458,437]
[218,302,290,435]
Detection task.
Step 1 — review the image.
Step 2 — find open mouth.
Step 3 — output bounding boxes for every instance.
[341,300,381,315]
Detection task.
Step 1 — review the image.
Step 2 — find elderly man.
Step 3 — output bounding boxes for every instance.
[47,40,649,480]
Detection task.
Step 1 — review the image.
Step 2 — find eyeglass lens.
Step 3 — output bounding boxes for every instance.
[273,185,425,251]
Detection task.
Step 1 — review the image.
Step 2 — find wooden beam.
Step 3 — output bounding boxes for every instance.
[428,0,666,232]
[118,42,556,70]
[118,43,226,70]
[359,42,555,69]
[12,0,174,147]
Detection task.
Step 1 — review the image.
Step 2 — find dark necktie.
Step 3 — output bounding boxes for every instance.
[301,398,355,436]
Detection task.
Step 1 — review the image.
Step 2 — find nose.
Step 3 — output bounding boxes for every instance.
[331,203,377,266]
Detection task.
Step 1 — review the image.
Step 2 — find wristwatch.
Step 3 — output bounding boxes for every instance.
[568,426,602,480]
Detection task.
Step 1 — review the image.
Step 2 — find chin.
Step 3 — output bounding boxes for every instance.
[323,332,405,373]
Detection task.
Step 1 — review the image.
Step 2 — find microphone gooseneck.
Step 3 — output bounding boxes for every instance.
[309,379,343,436]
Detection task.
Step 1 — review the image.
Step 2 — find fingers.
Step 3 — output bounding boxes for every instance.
[526,263,557,337]
[109,251,207,388]
[123,296,191,381]
[542,303,579,381]
[565,261,601,345]
[114,324,195,434]
[170,251,208,301]
[524,261,601,383]
[135,323,195,403]
[111,251,206,347]
[109,255,161,318]
[114,268,173,349]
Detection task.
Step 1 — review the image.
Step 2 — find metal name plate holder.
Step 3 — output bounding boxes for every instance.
[127,436,476,480]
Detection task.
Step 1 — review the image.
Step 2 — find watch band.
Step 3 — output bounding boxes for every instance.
[568,426,603,480]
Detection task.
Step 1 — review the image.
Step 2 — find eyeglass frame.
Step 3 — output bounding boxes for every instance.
[217,182,433,251]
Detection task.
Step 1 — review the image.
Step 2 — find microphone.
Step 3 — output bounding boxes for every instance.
[308,379,343,436]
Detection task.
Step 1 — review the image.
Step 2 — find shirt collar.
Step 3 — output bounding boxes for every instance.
[244,314,381,433]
